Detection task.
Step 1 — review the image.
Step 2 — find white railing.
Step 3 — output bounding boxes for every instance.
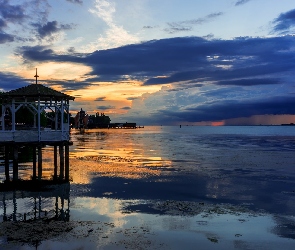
[0,124,70,142]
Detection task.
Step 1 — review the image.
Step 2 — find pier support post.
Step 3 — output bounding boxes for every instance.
[65,143,69,181]
[13,145,18,181]
[54,145,58,180]
[38,145,42,180]
[5,146,10,182]
[59,144,64,179]
[32,146,36,180]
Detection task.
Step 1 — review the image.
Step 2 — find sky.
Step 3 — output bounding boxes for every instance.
[1,0,295,125]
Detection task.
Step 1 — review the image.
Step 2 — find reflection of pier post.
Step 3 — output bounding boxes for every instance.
[13,191,16,221]
[1,184,70,222]
[5,146,9,182]
[3,193,7,221]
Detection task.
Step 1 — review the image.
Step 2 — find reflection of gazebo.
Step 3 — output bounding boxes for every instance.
[0,70,75,183]
[0,183,70,248]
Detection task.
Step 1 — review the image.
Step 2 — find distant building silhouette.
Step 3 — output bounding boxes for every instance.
[88,112,111,128]
[74,108,89,129]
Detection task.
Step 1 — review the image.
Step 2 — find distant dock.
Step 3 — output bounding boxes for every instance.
[108,123,144,129]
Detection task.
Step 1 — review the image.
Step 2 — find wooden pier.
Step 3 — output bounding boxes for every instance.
[0,70,75,184]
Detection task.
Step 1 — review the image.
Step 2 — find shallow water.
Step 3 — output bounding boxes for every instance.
[0,126,295,249]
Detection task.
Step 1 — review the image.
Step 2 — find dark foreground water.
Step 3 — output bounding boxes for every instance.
[0,126,295,249]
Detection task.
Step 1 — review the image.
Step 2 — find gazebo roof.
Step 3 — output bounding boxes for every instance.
[0,84,75,101]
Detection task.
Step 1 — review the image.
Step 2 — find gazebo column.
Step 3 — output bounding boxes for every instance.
[38,97,41,141]
[55,101,58,130]
[59,144,64,179]
[11,99,16,131]
[1,105,5,131]
[61,99,64,132]
[38,145,42,180]
[13,145,18,181]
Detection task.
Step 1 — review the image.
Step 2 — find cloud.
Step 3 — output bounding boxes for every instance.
[126,97,139,101]
[66,0,83,4]
[94,97,106,101]
[121,106,131,110]
[272,9,295,33]
[18,36,295,85]
[215,78,281,86]
[0,32,14,43]
[0,0,28,43]
[169,96,295,123]
[0,1,27,23]
[87,0,140,50]
[143,25,157,29]
[235,0,251,6]
[164,23,192,34]
[96,105,115,110]
[33,21,73,39]
[0,18,7,29]
[164,12,223,34]
[16,35,295,124]
[0,72,29,91]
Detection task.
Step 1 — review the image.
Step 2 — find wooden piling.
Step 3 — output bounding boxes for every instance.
[32,146,36,180]
[54,145,58,180]
[65,143,69,181]
[38,146,42,180]
[59,144,64,179]
[13,145,18,181]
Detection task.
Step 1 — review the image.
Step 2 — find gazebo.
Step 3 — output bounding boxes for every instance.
[0,70,75,183]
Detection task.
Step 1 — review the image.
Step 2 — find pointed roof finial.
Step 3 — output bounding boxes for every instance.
[34,68,39,84]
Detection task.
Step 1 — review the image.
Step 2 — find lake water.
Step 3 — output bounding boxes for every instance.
[0,126,295,249]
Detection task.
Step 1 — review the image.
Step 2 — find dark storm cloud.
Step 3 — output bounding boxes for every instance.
[235,0,251,6]
[156,96,295,123]
[33,21,73,39]
[16,35,295,123]
[0,72,29,91]
[272,9,295,33]
[17,45,84,63]
[18,35,295,85]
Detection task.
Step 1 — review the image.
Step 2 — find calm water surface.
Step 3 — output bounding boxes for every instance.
[1,126,295,249]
